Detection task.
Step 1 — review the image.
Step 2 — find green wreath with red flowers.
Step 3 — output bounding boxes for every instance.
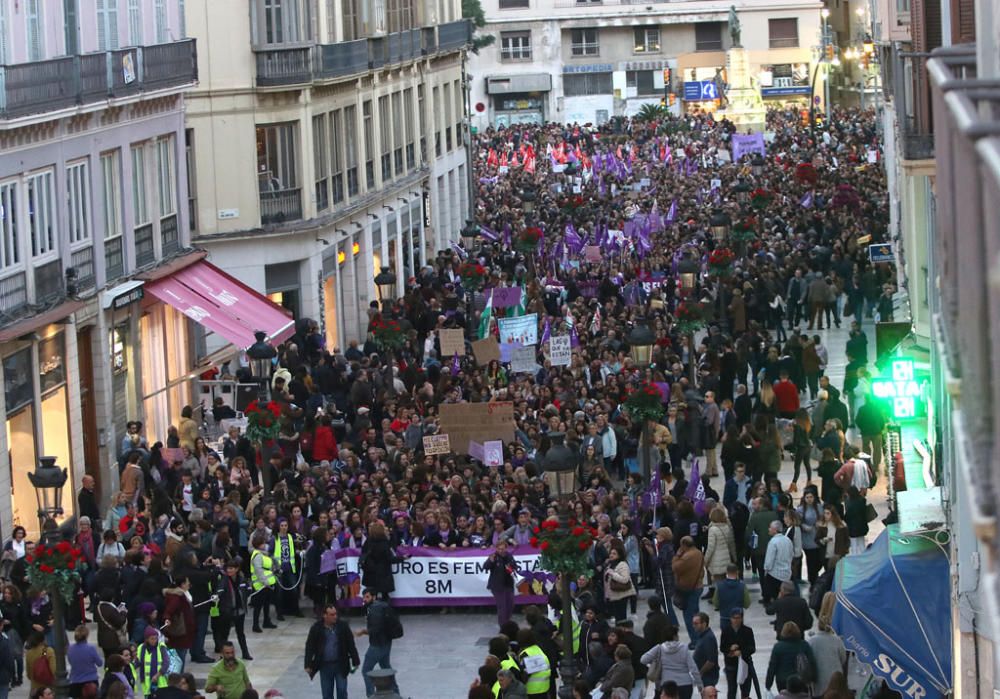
[245,399,282,444]
[531,517,598,578]
[26,541,83,602]
[624,380,666,424]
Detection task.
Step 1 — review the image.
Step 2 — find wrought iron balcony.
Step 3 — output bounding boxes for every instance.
[438,20,473,52]
[0,39,197,120]
[260,187,303,225]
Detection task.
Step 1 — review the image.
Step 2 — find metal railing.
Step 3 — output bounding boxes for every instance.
[34,259,63,304]
[927,46,999,521]
[105,236,125,281]
[70,246,95,291]
[259,187,303,225]
[0,271,27,315]
[134,224,155,267]
[893,52,937,159]
[160,214,180,256]
[254,23,471,87]
[0,39,197,119]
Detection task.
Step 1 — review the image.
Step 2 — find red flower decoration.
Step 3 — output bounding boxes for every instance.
[540,541,550,551]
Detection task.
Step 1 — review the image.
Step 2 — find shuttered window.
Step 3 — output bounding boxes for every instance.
[768,18,798,48]
[26,0,43,61]
[97,0,120,51]
[128,0,142,46]
[154,0,167,43]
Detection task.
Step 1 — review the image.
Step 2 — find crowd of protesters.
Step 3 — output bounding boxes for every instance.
[0,104,896,699]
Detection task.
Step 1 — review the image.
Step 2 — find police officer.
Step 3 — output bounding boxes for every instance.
[249,534,277,633]
[515,629,551,699]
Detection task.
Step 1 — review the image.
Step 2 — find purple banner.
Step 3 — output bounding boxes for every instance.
[486,286,522,309]
[732,133,766,163]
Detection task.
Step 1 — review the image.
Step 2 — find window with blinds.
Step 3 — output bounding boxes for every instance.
[128,0,142,46]
[26,0,43,61]
[97,0,120,50]
[768,18,798,48]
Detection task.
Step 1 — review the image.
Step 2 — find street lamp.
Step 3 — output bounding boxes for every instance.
[543,432,579,699]
[374,265,398,313]
[247,330,276,401]
[751,153,766,177]
[628,317,656,366]
[521,186,537,215]
[461,220,480,251]
[733,180,751,206]
[677,255,700,294]
[28,457,70,699]
[709,209,731,243]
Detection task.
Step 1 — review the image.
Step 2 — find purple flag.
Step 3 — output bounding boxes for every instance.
[451,243,467,260]
[684,460,708,516]
[665,200,678,224]
[451,352,461,376]
[479,225,499,242]
[502,222,512,247]
[565,223,584,253]
[799,191,814,209]
[540,317,551,345]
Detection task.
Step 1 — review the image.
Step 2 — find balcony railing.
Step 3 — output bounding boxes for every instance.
[134,224,155,267]
[70,246,95,291]
[253,22,471,87]
[927,45,998,519]
[105,237,124,281]
[892,52,941,160]
[0,271,27,315]
[34,259,63,304]
[160,214,180,256]
[260,188,303,225]
[0,39,198,119]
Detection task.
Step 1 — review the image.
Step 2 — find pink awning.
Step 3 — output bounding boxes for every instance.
[145,260,295,348]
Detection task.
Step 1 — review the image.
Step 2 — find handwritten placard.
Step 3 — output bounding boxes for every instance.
[439,329,465,357]
[510,345,538,374]
[549,335,572,367]
[483,441,504,467]
[472,337,501,366]
[422,434,451,455]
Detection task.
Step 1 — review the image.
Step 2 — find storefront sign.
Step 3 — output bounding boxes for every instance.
[112,286,144,310]
[761,86,812,97]
[563,63,613,74]
[333,546,550,607]
[422,189,432,228]
[872,358,922,419]
[868,243,895,263]
[683,80,718,101]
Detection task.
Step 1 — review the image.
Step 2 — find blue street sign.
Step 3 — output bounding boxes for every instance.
[868,243,895,263]
[683,80,718,101]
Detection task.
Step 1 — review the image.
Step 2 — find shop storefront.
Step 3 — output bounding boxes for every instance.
[759,62,813,106]
[486,74,552,127]
[680,66,726,114]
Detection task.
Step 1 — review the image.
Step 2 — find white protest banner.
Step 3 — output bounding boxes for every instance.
[422,434,451,455]
[549,335,572,367]
[483,440,504,467]
[498,313,538,345]
[334,546,552,607]
[510,345,538,374]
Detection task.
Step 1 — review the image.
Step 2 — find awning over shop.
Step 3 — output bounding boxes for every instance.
[833,525,952,699]
[145,260,294,349]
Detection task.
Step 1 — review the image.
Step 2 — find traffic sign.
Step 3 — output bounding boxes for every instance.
[868,243,894,263]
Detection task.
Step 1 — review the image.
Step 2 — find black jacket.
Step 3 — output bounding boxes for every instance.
[304,620,359,672]
[360,537,399,595]
[770,594,813,638]
[720,623,756,670]
[364,599,395,646]
[78,487,101,524]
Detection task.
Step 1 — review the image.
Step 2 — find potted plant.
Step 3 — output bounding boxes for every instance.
[531,518,598,579]
[794,162,818,185]
[749,188,773,211]
[674,301,707,336]
[707,248,736,276]
[244,399,282,446]
[26,541,83,603]
[624,380,666,424]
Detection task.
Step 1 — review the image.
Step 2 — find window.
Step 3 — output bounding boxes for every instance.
[330,109,345,203]
[694,22,723,51]
[896,0,911,14]
[392,92,403,175]
[404,88,415,169]
[443,83,452,152]
[417,84,426,163]
[563,72,612,96]
[156,137,176,217]
[26,0,43,61]
[177,0,185,38]
[0,181,20,270]
[66,161,91,245]
[571,29,599,56]
[261,0,305,44]
[256,123,299,191]
[498,0,529,8]
[97,0,120,50]
[101,151,123,240]
[342,0,360,41]
[344,105,359,196]
[154,0,167,43]
[633,27,659,53]
[433,86,441,157]
[131,145,150,227]
[575,0,601,4]
[768,18,798,48]
[454,79,463,150]
[185,129,196,232]
[363,100,374,189]
[0,0,8,64]
[379,95,391,182]
[386,0,414,33]
[128,0,142,45]
[65,0,80,54]
[626,70,658,95]
[26,171,55,259]
[500,31,531,60]
[313,114,329,211]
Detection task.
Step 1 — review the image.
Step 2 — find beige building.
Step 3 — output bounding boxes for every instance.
[468,0,825,128]
[185,0,473,349]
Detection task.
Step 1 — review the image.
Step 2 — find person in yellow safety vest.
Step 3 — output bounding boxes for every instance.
[515,629,551,699]
[271,518,303,619]
[488,636,523,699]
[136,626,169,695]
[250,534,277,633]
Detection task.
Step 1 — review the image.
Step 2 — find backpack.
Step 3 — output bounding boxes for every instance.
[32,649,55,687]
[795,649,816,684]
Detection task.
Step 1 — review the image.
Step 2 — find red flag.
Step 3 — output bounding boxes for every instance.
[525,155,536,174]
[487,148,498,167]
[510,153,520,167]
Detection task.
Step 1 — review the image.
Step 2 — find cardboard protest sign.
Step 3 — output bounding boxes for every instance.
[483,441,504,467]
[422,434,451,455]
[439,329,465,357]
[510,345,538,374]
[439,402,515,455]
[472,337,501,366]
[549,335,572,367]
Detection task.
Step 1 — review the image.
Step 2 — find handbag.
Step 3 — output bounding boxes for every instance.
[736,656,749,685]
[865,503,878,523]
[672,591,686,611]
[32,649,55,686]
[645,645,662,683]
[609,577,631,592]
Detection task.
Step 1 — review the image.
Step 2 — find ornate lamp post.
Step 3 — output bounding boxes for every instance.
[733,180,752,207]
[709,209,731,244]
[677,255,700,295]
[28,457,70,699]
[247,331,276,402]
[461,220,480,252]
[628,319,657,485]
[543,433,580,699]
[751,153,766,178]
[374,266,398,315]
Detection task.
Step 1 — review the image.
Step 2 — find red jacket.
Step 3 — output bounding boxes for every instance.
[312,425,339,462]
[773,379,800,414]
[162,588,195,650]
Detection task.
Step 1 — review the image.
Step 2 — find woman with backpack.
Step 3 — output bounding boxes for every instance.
[765,621,816,693]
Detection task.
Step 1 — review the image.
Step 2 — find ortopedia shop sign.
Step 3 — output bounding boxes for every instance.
[325,545,552,607]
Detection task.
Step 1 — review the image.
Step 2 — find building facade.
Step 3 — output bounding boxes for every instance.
[467,0,825,129]
[0,0,198,537]
[185,0,473,351]
[879,0,1000,692]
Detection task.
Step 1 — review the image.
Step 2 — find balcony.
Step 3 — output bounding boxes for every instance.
[253,22,471,87]
[0,39,197,120]
[134,224,155,267]
[0,272,27,315]
[70,246,96,292]
[34,259,63,304]
[927,44,1000,519]
[160,214,180,256]
[260,188,303,226]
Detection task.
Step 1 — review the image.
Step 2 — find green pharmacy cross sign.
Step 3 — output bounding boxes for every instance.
[871,358,923,420]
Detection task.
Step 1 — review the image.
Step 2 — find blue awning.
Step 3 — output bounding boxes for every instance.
[832,526,952,699]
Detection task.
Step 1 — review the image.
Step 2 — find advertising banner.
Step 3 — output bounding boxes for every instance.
[333,545,552,607]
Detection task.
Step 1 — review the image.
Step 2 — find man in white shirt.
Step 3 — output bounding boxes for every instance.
[762,520,793,607]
